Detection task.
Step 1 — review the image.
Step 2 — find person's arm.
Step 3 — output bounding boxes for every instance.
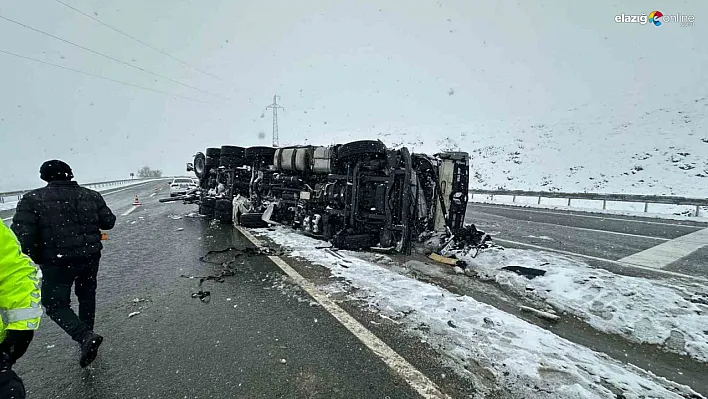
[0,224,42,366]
[96,194,116,230]
[10,195,40,263]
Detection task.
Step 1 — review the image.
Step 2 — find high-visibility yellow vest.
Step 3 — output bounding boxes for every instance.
[0,222,42,343]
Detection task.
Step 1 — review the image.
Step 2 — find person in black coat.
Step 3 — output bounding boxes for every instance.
[11,160,116,368]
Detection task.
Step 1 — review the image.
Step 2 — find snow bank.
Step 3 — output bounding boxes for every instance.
[287,97,708,198]
[254,227,702,399]
[458,247,708,363]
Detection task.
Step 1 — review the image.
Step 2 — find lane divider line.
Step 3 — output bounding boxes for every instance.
[469,202,707,229]
[121,206,138,216]
[618,228,708,269]
[493,238,706,282]
[235,226,449,399]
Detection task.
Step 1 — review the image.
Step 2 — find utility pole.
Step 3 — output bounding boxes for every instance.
[266,95,284,147]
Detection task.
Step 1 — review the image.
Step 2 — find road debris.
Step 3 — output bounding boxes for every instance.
[128,311,141,318]
[191,290,211,303]
[501,265,547,279]
[520,305,560,322]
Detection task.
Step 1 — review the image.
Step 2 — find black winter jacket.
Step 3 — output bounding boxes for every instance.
[11,181,116,264]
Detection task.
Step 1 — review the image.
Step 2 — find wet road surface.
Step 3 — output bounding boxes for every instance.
[12,181,426,398]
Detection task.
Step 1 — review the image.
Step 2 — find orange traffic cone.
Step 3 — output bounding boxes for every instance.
[133,196,142,206]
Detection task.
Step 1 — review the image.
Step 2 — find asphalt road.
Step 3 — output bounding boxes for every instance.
[465,202,708,279]
[8,180,473,399]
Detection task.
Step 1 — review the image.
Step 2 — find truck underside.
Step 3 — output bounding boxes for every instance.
[174,140,471,255]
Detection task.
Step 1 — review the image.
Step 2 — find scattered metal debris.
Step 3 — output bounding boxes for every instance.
[128,311,141,318]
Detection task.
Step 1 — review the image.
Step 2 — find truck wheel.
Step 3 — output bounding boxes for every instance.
[214,199,233,224]
[245,146,277,165]
[205,156,218,168]
[239,212,268,228]
[200,197,216,217]
[193,152,207,179]
[220,155,245,168]
[337,140,387,159]
[220,146,246,157]
[206,148,221,158]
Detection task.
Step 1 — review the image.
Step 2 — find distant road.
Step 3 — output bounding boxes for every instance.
[465,202,708,280]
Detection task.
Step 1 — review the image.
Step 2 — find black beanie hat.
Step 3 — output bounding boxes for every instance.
[40,160,74,182]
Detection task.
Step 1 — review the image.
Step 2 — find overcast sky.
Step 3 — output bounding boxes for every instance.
[1,0,705,191]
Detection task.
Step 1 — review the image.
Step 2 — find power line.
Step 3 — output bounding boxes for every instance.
[52,0,224,82]
[0,14,223,99]
[0,49,208,103]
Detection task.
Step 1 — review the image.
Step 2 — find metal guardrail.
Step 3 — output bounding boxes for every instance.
[0,179,152,204]
[468,189,708,216]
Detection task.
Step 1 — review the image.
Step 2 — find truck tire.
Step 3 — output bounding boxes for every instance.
[205,156,218,168]
[239,212,268,228]
[193,152,207,179]
[200,197,216,217]
[219,155,245,168]
[214,199,233,224]
[220,146,246,157]
[206,148,221,158]
[337,140,387,159]
[245,146,277,165]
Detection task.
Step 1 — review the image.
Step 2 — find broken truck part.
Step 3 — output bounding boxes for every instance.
[180,140,478,254]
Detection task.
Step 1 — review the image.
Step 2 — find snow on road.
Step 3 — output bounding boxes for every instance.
[457,247,708,364]
[255,227,703,399]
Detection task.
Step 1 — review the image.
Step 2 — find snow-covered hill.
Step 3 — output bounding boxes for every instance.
[289,95,708,198]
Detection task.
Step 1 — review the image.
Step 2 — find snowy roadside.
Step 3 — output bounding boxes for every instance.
[253,227,703,399]
[470,197,708,223]
[0,179,160,212]
[454,247,708,364]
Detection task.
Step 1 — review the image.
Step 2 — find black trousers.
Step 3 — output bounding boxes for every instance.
[40,253,100,343]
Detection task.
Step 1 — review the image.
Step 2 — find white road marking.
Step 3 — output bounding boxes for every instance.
[121,206,138,216]
[493,238,706,282]
[511,218,670,241]
[470,203,706,229]
[99,180,161,196]
[2,216,12,221]
[236,226,448,399]
[618,228,708,269]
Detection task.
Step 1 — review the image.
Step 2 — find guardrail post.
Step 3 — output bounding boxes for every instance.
[537,196,541,205]
[696,205,700,217]
[512,195,516,203]
[470,193,474,200]
[644,203,649,213]
[602,200,607,210]
[567,198,571,206]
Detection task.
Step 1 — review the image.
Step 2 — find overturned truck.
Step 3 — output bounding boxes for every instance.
[176,140,470,254]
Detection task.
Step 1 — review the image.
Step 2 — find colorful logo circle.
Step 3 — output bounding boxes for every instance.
[649,10,664,26]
